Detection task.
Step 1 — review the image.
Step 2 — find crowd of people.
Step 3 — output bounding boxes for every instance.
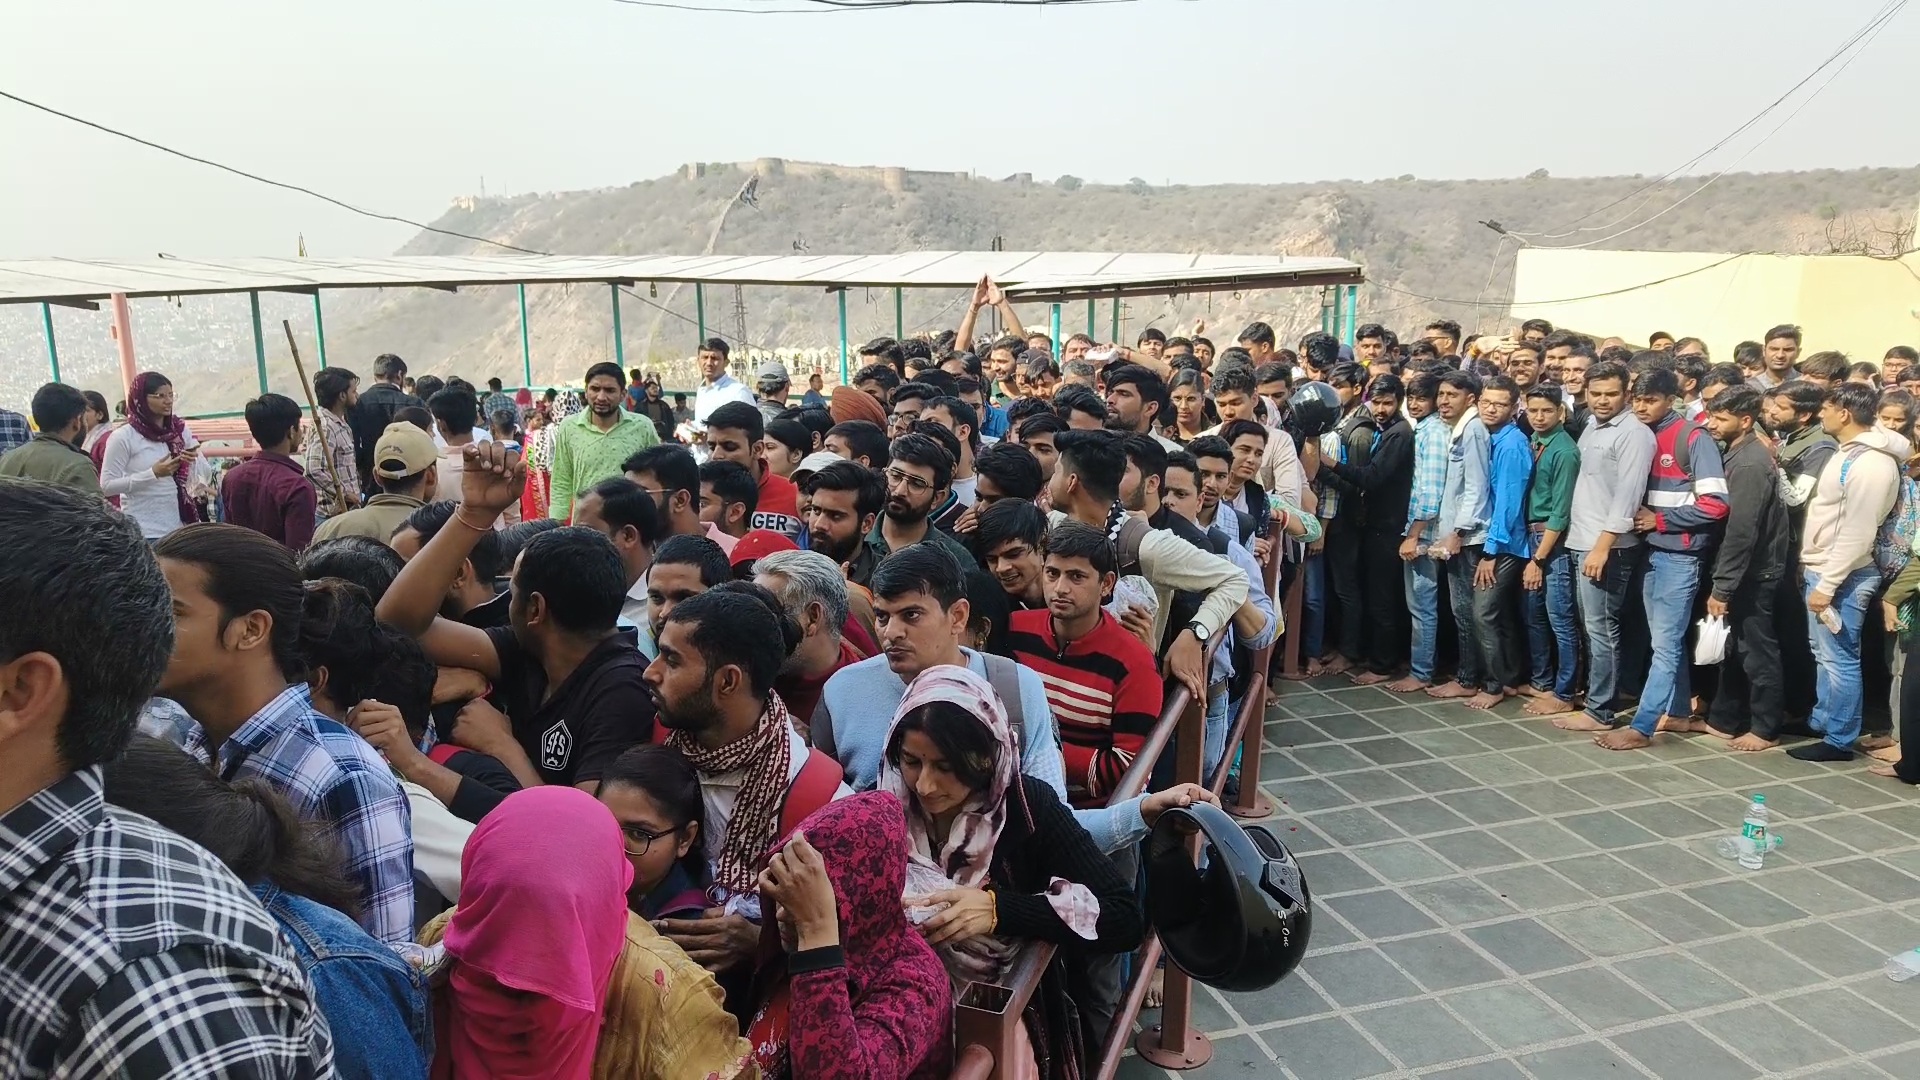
[3,274,1918,1079]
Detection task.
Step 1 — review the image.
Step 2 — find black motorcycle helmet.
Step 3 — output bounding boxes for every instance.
[1145,802,1311,992]
[1287,380,1341,440]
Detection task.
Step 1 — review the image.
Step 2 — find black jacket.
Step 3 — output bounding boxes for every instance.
[991,775,1145,954]
[349,381,423,488]
[1710,435,1789,601]
[1328,417,1413,537]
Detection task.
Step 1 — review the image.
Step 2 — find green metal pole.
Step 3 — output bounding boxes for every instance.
[41,302,60,383]
[1049,304,1061,354]
[838,290,849,385]
[894,287,904,341]
[518,285,533,387]
[1087,299,1095,340]
[249,291,267,394]
[1344,284,1359,346]
[312,292,328,368]
[695,284,706,347]
[611,284,624,372]
[1110,297,1120,344]
[1321,287,1332,334]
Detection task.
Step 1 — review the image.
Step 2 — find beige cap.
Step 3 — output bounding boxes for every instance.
[372,421,438,479]
[793,450,843,480]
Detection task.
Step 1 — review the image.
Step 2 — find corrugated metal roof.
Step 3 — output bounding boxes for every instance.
[0,252,1364,308]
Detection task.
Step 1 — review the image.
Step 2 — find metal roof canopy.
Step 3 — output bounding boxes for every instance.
[0,251,1363,309]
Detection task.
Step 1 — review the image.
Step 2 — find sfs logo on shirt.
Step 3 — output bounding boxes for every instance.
[541,719,573,772]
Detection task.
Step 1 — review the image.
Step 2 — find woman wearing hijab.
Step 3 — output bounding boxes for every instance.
[748,792,952,1080]
[880,666,1144,1078]
[96,371,210,537]
[418,786,752,1080]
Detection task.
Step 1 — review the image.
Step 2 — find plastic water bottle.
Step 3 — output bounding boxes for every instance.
[1739,794,1770,870]
[1714,834,1782,861]
[1888,948,1920,982]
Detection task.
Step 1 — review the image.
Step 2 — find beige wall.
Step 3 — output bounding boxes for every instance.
[1509,248,1920,362]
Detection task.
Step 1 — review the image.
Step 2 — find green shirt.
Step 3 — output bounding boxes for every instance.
[547,408,660,520]
[0,433,103,497]
[1526,425,1580,537]
[864,514,974,567]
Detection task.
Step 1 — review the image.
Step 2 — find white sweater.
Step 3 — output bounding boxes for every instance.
[98,423,212,539]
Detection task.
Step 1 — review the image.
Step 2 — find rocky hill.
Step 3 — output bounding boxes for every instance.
[6,161,1917,412]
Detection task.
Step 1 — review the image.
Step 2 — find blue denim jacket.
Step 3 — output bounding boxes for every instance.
[254,884,432,1080]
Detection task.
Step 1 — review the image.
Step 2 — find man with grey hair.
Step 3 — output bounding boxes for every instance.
[753,548,865,735]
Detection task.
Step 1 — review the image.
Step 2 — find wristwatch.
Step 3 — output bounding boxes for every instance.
[1187,621,1210,643]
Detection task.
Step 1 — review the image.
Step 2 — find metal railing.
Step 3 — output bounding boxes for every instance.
[950,539,1284,1078]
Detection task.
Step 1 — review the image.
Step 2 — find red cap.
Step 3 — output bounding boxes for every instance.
[730,529,799,568]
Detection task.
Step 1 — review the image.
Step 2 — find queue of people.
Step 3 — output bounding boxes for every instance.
[3,288,1918,1080]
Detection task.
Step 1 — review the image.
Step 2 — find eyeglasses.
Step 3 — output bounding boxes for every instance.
[621,823,685,857]
[885,467,933,494]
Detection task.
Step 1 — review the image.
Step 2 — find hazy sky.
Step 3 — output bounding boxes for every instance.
[4,0,1917,258]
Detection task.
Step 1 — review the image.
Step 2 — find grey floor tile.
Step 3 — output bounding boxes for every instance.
[1402,729,1489,758]
[1264,1016,1395,1080]
[1278,693,1358,720]
[1815,858,1920,903]
[1764,921,1891,977]
[1425,831,1529,872]
[1841,961,1920,1022]
[1257,752,1312,782]
[1616,1021,1760,1080]
[1620,762,1722,797]
[1462,918,1587,975]
[1612,842,1727,886]
[1692,1003,1848,1074]
[1377,932,1504,992]
[1353,841,1455,885]
[1675,755,1779,790]
[1530,966,1668,1029]
[1613,952,1751,1010]
[1794,773,1905,810]
[1557,770,1660,805]
[1547,853,1662,898]
[1324,889,1440,939]
[1175,985,1242,1036]
[1750,783,1840,819]
[1404,878,1520,926]
[1489,819,1596,859]
[1613,799,1724,838]
[1307,713,1390,741]
[1326,768,1422,803]
[1774,980,1912,1045]
[1309,910,1362,949]
[1476,865,1589,911]
[1169,1033,1279,1079]
[1540,906,1667,958]
[1864,802,1920,835]
[1461,721,1551,751]
[1266,719,1326,747]
[1614,892,1742,944]
[1296,851,1386,896]
[1388,761,1478,794]
[1501,745,1602,779]
[1450,753,1546,787]
[1417,1060,1529,1080]
[1351,736,1433,766]
[1357,999,1494,1069]
[1310,807,1408,848]
[1268,777,1356,812]
[1224,973,1338,1027]
[1869,1047,1920,1078]
[1370,796,1474,837]
[1515,1040,1651,1080]
[1291,743,1379,775]
[1808,815,1914,855]
[1556,809,1662,849]
[1443,983,1583,1049]
[1300,946,1422,1007]
[1434,788,1534,826]
[1681,879,1810,927]
[1358,705,1445,734]
[1499,778,1599,814]
[1689,936,1828,994]
[1330,685,1421,712]
[1765,827,1861,865]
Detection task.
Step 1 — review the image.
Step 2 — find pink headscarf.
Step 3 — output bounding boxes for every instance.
[437,787,632,1080]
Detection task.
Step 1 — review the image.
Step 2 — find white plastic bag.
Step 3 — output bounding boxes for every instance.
[1693,614,1729,665]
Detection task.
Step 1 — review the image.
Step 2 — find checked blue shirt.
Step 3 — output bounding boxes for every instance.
[185,684,415,945]
[0,409,30,457]
[1406,411,1450,542]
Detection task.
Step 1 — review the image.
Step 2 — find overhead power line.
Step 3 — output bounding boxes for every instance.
[0,86,777,348]
[607,0,1143,12]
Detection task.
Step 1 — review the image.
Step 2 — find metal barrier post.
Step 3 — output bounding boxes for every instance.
[611,284,625,370]
[518,285,533,387]
[249,292,268,394]
[311,292,328,369]
[41,302,59,383]
[1227,543,1282,819]
[1135,688,1213,1070]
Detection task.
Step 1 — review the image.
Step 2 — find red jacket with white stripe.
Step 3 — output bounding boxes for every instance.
[1008,609,1164,807]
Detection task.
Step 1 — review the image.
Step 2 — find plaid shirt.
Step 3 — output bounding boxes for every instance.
[0,767,333,1078]
[1407,411,1450,541]
[185,684,414,944]
[304,408,359,515]
[0,408,30,456]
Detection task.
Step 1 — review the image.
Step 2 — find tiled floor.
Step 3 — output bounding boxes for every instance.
[1120,677,1920,1079]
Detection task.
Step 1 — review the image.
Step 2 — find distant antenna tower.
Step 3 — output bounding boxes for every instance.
[731,285,748,349]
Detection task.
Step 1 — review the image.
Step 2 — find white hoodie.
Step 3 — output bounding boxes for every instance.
[1801,425,1901,594]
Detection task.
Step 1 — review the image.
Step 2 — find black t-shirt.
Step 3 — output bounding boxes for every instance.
[482,627,656,788]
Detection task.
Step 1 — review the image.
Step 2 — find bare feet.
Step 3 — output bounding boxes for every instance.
[1465,690,1510,710]
[1352,670,1393,686]
[1517,685,1550,699]
[1143,968,1165,1010]
[1701,725,1736,741]
[1385,676,1430,694]
[1858,735,1895,752]
[1321,655,1352,677]
[1726,733,1778,752]
[1656,715,1710,734]
[1867,762,1900,778]
[1867,743,1903,763]
[1427,681,1478,700]
[1595,727,1652,751]
[1524,696,1576,716]
[1552,713,1615,732]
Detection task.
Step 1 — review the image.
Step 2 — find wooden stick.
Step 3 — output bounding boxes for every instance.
[282,320,350,515]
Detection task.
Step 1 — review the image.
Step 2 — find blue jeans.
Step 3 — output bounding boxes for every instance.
[1629,549,1704,735]
[1302,552,1327,660]
[1204,683,1229,782]
[1446,546,1485,688]
[1573,546,1635,724]
[1405,555,1442,683]
[1526,547,1580,700]
[1805,565,1882,749]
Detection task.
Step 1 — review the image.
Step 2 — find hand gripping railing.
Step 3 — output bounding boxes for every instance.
[949,538,1283,1078]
